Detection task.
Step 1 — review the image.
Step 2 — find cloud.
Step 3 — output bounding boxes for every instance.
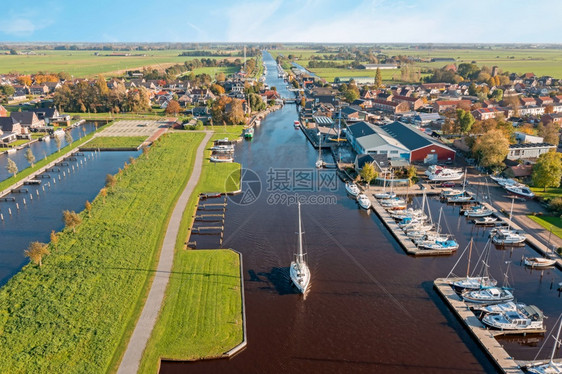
[0,18,40,37]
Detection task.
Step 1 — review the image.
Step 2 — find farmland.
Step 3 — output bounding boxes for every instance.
[0,132,206,373]
[0,50,241,77]
[270,47,562,82]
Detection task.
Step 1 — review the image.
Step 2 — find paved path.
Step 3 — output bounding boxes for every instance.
[117,131,213,374]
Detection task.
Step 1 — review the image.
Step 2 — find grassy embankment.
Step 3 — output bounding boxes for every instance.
[0,125,106,192]
[0,132,206,373]
[84,136,147,150]
[530,187,562,200]
[527,215,562,241]
[138,126,243,373]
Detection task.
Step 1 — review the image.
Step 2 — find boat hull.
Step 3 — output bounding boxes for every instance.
[290,261,310,293]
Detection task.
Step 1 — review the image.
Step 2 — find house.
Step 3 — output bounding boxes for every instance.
[514,132,544,144]
[542,113,562,126]
[10,112,44,130]
[341,105,367,122]
[537,96,554,106]
[27,108,63,124]
[44,81,62,93]
[413,113,442,126]
[381,121,456,163]
[553,95,562,104]
[0,105,7,117]
[471,108,504,121]
[371,99,409,114]
[360,64,398,70]
[346,121,410,159]
[392,95,424,111]
[0,116,22,141]
[433,100,471,113]
[520,97,536,107]
[507,143,556,160]
[29,84,49,96]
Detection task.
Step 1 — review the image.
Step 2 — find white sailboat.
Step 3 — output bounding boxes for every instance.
[450,239,497,291]
[290,202,311,294]
[526,314,562,374]
[375,170,396,199]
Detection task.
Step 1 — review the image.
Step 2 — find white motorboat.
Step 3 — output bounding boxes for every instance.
[505,184,535,199]
[375,192,397,199]
[210,154,233,163]
[462,287,514,305]
[440,188,464,198]
[294,120,301,128]
[211,144,234,152]
[447,194,472,203]
[290,202,311,294]
[391,209,427,221]
[524,257,557,268]
[357,194,371,210]
[473,216,498,226]
[464,207,494,218]
[345,182,360,197]
[417,239,459,251]
[492,230,526,245]
[472,301,519,314]
[425,165,464,181]
[526,314,562,374]
[482,306,544,330]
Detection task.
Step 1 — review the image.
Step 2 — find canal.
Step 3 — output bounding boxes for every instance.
[0,149,139,286]
[0,122,99,183]
[161,51,557,373]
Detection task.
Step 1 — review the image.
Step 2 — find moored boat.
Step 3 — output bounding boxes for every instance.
[505,184,535,199]
[290,202,311,294]
[462,287,514,305]
[345,182,360,197]
[481,306,544,330]
[525,314,562,374]
[210,154,233,163]
[357,194,371,210]
[473,216,498,226]
[425,165,464,181]
[524,257,557,268]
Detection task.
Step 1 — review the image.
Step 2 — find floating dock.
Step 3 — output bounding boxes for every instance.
[367,194,455,256]
[434,277,524,374]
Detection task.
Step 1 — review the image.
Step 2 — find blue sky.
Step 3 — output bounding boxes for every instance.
[1,0,562,43]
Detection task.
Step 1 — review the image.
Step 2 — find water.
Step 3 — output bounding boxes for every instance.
[158,51,562,373]
[292,61,318,78]
[0,149,139,286]
[0,122,98,182]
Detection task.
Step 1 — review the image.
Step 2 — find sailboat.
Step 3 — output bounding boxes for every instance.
[461,262,514,305]
[290,202,311,294]
[375,170,396,199]
[451,238,497,292]
[417,207,459,251]
[526,314,562,374]
[447,169,472,203]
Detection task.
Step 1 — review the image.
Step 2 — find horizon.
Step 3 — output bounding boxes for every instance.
[2,0,562,44]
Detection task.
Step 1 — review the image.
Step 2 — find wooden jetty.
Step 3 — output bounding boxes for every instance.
[434,277,524,374]
[367,194,455,256]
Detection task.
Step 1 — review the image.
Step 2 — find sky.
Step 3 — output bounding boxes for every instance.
[1,0,562,44]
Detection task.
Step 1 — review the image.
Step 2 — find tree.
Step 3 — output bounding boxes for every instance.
[490,88,503,102]
[17,75,32,86]
[215,72,226,82]
[50,230,59,249]
[360,162,377,189]
[406,165,417,185]
[62,210,82,233]
[24,241,50,267]
[374,68,382,88]
[24,148,35,167]
[532,151,562,191]
[55,135,62,151]
[0,84,15,96]
[538,122,560,146]
[544,105,554,114]
[165,100,180,115]
[209,83,225,96]
[472,129,509,168]
[106,174,117,188]
[65,131,73,145]
[456,109,475,134]
[95,75,109,96]
[85,200,92,217]
[6,158,17,177]
[99,187,108,204]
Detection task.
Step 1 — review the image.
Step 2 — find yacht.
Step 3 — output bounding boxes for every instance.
[451,239,499,291]
[473,216,498,226]
[447,194,473,203]
[375,191,397,199]
[462,287,514,305]
[210,154,233,163]
[464,207,494,218]
[425,165,464,181]
[391,209,426,221]
[345,182,360,197]
[526,314,562,374]
[294,120,301,129]
[524,257,557,268]
[491,229,526,245]
[211,144,234,152]
[440,188,464,198]
[418,239,459,251]
[504,184,535,199]
[243,127,254,139]
[290,203,311,294]
[357,194,371,210]
[482,306,544,330]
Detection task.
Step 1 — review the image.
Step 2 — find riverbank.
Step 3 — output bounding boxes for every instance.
[79,136,147,151]
[0,132,206,373]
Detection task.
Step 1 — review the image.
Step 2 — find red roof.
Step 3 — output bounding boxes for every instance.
[435,100,471,106]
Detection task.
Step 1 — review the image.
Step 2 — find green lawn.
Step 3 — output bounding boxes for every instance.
[0,125,106,192]
[84,136,147,150]
[139,128,243,372]
[530,187,562,200]
[0,132,206,373]
[527,215,562,240]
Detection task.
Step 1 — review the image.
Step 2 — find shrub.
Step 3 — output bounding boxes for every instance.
[548,197,562,213]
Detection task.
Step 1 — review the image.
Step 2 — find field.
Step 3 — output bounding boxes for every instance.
[0,132,206,373]
[270,47,562,82]
[0,50,240,77]
[527,215,562,240]
[85,136,147,150]
[139,126,243,372]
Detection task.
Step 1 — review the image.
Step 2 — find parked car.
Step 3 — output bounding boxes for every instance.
[441,182,456,187]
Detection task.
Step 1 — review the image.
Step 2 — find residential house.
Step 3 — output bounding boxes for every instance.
[44,81,62,93]
[542,113,562,126]
[0,117,21,142]
[507,143,556,161]
[514,132,544,144]
[10,112,44,131]
[371,99,409,114]
[392,95,423,111]
[413,113,442,126]
[520,97,536,107]
[471,108,505,121]
[537,96,554,106]
[27,108,65,125]
[29,84,49,96]
[341,105,368,122]
[433,100,471,113]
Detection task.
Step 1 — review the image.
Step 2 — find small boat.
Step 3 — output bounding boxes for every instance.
[491,229,526,245]
[417,238,459,251]
[357,194,371,210]
[482,306,544,330]
[53,129,65,138]
[243,127,254,139]
[200,192,222,199]
[464,207,494,218]
[380,197,407,206]
[375,192,397,199]
[526,314,562,374]
[524,257,557,268]
[454,277,497,291]
[440,188,464,198]
[290,202,311,294]
[402,222,433,232]
[473,216,498,226]
[505,184,535,199]
[214,138,235,146]
[211,144,234,152]
[462,287,514,305]
[345,182,360,197]
[447,194,472,203]
[390,209,427,221]
[294,120,301,129]
[210,154,233,163]
[425,165,464,181]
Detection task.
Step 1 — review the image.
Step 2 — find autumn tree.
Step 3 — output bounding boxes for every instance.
[360,162,378,189]
[95,75,109,96]
[226,98,245,125]
[85,200,92,217]
[64,131,73,145]
[215,72,226,82]
[62,210,82,233]
[472,129,509,168]
[106,174,117,188]
[544,105,554,114]
[538,122,560,146]
[532,151,562,191]
[24,241,50,267]
[50,230,59,249]
[456,109,475,134]
[374,67,382,88]
[209,83,225,96]
[165,100,180,115]
[6,158,17,177]
[55,135,62,151]
[24,148,35,167]
[99,187,108,204]
[17,75,32,86]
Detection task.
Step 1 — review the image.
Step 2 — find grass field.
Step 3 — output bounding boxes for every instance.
[527,215,562,240]
[0,50,241,77]
[85,136,147,150]
[0,125,105,192]
[0,132,206,373]
[139,127,243,372]
[530,187,562,200]
[270,47,562,81]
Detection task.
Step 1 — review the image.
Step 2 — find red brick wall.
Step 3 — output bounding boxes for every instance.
[411,145,456,162]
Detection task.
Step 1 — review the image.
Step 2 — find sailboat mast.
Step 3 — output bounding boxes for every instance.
[549,314,562,365]
[466,238,473,278]
[298,202,304,263]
